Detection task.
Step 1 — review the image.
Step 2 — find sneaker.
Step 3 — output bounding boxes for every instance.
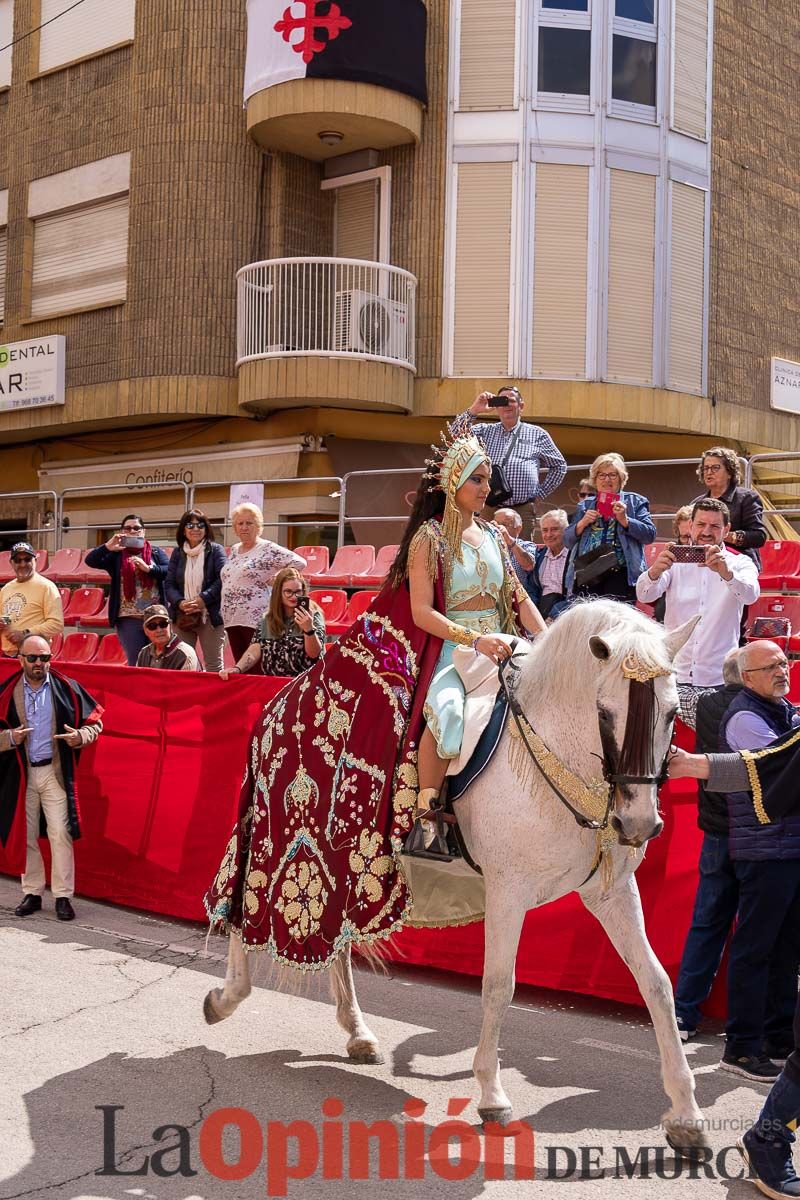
[676,1016,697,1043]
[721,1053,782,1083]
[764,1043,794,1066]
[738,1131,800,1199]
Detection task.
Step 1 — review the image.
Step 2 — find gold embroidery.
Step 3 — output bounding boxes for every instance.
[742,750,770,825]
[621,653,673,683]
[275,861,328,939]
[349,830,394,904]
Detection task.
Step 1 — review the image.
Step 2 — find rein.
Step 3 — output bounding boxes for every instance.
[498,642,673,834]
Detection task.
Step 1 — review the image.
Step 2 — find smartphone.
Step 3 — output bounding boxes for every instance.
[119,534,145,550]
[486,394,509,408]
[295,595,310,610]
[596,491,620,519]
[670,544,707,564]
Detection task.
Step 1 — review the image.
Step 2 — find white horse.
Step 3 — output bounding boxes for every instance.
[204,600,708,1156]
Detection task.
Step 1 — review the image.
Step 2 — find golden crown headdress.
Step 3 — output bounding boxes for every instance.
[423,414,489,563]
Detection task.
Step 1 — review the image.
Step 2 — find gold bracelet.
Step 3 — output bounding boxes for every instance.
[445,621,478,648]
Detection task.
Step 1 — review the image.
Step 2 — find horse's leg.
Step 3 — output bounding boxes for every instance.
[580,871,709,1156]
[473,890,527,1126]
[203,931,252,1024]
[329,946,384,1065]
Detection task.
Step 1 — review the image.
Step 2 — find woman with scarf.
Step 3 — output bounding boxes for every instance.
[165,509,227,672]
[84,514,170,665]
[205,418,546,973]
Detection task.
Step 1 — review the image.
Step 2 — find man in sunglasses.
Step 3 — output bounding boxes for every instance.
[0,635,103,922]
[135,605,199,671]
[0,541,64,657]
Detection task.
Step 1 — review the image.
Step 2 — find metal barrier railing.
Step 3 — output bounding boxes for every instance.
[189,476,344,546]
[58,480,192,549]
[0,490,60,550]
[746,453,800,491]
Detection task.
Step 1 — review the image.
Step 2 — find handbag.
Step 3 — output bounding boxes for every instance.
[573,513,622,589]
[487,426,522,509]
[175,608,203,633]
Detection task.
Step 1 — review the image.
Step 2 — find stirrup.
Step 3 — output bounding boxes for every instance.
[404,791,456,861]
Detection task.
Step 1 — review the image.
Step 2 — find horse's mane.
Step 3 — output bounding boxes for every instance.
[524,599,671,711]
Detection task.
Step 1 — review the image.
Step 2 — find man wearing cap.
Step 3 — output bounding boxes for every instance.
[135,605,200,670]
[0,634,103,921]
[0,542,64,657]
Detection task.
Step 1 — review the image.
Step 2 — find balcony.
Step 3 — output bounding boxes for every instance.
[247,80,424,161]
[236,257,417,415]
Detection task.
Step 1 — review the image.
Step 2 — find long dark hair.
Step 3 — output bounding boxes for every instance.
[175,508,216,547]
[386,475,445,590]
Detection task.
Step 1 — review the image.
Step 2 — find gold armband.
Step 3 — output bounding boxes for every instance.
[445,621,479,647]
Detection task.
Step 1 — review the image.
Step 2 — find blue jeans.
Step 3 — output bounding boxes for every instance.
[115,617,150,666]
[727,858,800,1056]
[674,833,739,1029]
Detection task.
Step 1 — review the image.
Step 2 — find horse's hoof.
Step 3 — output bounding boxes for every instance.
[203,990,225,1025]
[664,1121,710,1162]
[347,1045,385,1066]
[479,1107,514,1129]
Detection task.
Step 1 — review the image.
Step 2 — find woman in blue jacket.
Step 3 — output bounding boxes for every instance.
[165,509,228,672]
[563,453,656,604]
[84,514,170,665]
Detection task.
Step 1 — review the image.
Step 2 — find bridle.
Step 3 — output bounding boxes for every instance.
[498,641,674,834]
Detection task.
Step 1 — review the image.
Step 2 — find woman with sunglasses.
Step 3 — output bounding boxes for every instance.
[165,510,227,672]
[84,515,170,665]
[219,567,325,680]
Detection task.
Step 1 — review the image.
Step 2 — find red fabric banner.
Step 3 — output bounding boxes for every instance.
[0,659,717,1012]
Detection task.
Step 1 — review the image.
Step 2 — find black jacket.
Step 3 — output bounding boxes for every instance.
[165,542,227,626]
[693,484,766,567]
[84,543,169,625]
[694,684,742,834]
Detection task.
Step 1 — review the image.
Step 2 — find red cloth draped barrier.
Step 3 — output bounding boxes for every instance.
[0,658,718,1012]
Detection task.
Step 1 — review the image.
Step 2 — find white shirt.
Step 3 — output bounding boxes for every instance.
[636,547,760,686]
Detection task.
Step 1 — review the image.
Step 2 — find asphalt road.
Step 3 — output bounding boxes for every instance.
[0,876,774,1200]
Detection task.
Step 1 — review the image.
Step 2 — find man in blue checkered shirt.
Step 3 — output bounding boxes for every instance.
[462,387,567,538]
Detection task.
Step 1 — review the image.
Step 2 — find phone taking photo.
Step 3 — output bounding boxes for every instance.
[670,544,707,564]
[295,595,310,611]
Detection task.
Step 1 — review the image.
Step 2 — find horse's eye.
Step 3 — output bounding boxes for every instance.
[598,708,613,725]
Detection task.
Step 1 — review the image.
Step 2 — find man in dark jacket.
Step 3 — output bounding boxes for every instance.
[0,635,103,921]
[673,648,742,1041]
[719,640,800,1083]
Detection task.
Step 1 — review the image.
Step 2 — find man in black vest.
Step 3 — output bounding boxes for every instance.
[673,649,742,1042]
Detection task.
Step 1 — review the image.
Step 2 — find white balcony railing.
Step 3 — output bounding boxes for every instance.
[236,257,417,372]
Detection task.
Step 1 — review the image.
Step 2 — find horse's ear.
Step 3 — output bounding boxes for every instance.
[663,614,701,661]
[589,635,612,661]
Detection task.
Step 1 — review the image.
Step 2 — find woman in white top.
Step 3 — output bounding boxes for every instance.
[220,503,307,659]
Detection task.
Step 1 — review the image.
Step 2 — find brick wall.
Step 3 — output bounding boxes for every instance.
[709,0,800,416]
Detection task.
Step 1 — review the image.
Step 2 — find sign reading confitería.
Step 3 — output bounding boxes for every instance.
[771,356,800,416]
[0,335,66,412]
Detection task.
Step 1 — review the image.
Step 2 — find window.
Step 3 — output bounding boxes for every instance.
[531,163,589,379]
[28,153,131,319]
[542,0,587,8]
[537,0,592,103]
[671,0,710,139]
[458,0,516,110]
[668,181,706,394]
[321,167,391,262]
[606,169,655,384]
[0,0,13,88]
[38,0,134,75]
[611,0,656,112]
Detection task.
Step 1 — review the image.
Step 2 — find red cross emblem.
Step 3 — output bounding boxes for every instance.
[274,2,353,65]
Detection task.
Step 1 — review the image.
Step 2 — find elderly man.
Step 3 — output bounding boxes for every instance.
[0,634,103,921]
[491,507,536,580]
[0,541,63,657]
[135,604,199,670]
[636,498,760,727]
[718,639,800,1082]
[463,387,567,538]
[523,509,572,620]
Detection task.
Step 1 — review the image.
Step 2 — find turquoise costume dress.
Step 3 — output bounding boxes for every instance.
[422,524,512,759]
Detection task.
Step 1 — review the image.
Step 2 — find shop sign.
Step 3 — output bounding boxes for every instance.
[229,482,265,514]
[0,335,65,412]
[771,357,800,415]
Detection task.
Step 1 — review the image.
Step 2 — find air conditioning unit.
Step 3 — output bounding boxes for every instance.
[334,290,408,358]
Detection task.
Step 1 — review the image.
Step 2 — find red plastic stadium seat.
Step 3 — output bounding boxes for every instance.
[56,632,99,664]
[49,633,63,658]
[80,554,111,584]
[359,544,399,588]
[35,549,49,574]
[298,545,330,583]
[43,547,85,584]
[316,544,376,587]
[57,587,71,610]
[0,552,12,583]
[327,590,380,636]
[64,587,104,625]
[82,600,110,628]
[746,596,800,654]
[790,663,800,704]
[759,541,800,591]
[95,633,126,666]
[309,589,348,626]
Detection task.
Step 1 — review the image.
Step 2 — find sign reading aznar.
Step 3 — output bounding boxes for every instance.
[0,335,65,412]
[244,0,427,106]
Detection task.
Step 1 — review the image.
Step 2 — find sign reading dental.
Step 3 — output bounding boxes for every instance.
[0,335,66,412]
[244,0,427,105]
[771,357,800,416]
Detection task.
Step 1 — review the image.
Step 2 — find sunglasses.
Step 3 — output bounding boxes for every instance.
[578,491,593,499]
[12,556,34,563]
[23,653,51,663]
[145,619,170,630]
[122,525,143,532]
[185,522,207,530]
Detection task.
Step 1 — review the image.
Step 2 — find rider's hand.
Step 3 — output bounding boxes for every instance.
[475,635,511,665]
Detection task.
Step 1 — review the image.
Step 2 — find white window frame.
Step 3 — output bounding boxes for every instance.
[608,3,658,123]
[321,166,391,264]
[534,0,593,114]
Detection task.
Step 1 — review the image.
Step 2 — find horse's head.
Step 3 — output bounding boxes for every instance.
[588,614,699,848]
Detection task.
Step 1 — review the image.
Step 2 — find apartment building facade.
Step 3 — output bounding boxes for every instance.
[0,0,797,548]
